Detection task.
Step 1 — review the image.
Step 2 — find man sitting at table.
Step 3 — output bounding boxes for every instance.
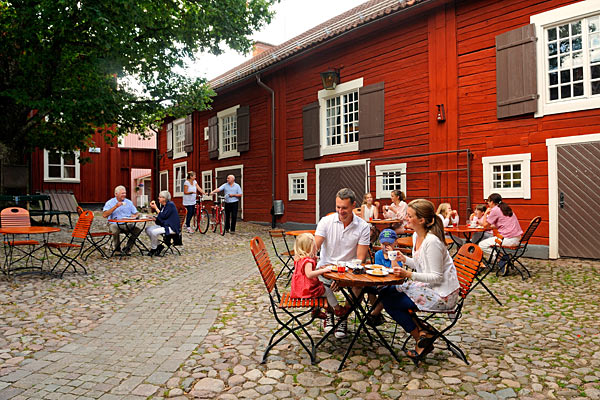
[315,187,370,339]
[102,185,141,255]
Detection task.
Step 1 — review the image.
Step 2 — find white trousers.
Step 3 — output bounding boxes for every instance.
[145,225,166,249]
[478,235,521,255]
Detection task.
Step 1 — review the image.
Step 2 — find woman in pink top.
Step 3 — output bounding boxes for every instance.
[478,193,523,254]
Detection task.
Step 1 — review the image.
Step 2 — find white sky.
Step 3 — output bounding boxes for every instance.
[185,0,367,80]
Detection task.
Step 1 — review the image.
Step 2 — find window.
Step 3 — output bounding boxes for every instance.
[217,105,240,159]
[43,150,80,182]
[204,126,209,141]
[288,172,308,201]
[173,162,187,197]
[201,170,213,200]
[159,170,168,192]
[532,1,600,116]
[375,163,407,199]
[482,153,531,199]
[318,78,363,156]
[173,118,186,159]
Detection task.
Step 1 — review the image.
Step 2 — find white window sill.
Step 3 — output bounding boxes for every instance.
[174,192,184,197]
[218,151,240,160]
[173,152,187,160]
[289,195,307,201]
[202,195,214,201]
[320,142,359,156]
[536,96,600,118]
[44,178,80,183]
[488,189,527,199]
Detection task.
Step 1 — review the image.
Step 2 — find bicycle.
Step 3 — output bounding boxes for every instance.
[211,196,226,236]
[190,196,211,234]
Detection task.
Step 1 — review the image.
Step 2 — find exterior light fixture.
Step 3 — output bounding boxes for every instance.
[436,104,446,122]
[320,69,340,90]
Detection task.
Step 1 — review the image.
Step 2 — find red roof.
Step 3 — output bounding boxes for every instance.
[210,0,427,90]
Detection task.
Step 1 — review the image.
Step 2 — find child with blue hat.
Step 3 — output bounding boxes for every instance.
[374,229,398,268]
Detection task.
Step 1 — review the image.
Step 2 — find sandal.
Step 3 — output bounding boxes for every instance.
[417,328,437,349]
[405,344,434,366]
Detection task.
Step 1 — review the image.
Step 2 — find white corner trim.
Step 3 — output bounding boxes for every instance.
[546,132,600,259]
[482,153,531,200]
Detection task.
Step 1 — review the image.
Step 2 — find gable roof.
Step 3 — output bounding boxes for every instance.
[209,0,429,90]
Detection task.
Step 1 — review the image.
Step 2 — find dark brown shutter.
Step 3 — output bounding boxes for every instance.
[302,101,320,160]
[184,114,193,153]
[208,116,218,159]
[359,82,385,151]
[496,24,538,119]
[237,105,250,152]
[166,122,173,158]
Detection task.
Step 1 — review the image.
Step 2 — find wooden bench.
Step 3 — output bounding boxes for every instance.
[39,191,80,228]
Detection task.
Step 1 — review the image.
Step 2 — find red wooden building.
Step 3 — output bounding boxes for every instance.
[158,0,600,259]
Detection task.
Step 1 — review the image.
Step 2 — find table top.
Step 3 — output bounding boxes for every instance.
[109,218,154,223]
[369,219,404,225]
[285,229,316,236]
[445,225,488,233]
[0,226,61,234]
[396,236,453,247]
[323,268,405,288]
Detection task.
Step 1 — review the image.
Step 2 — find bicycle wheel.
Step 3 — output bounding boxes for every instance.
[219,209,226,236]
[198,209,210,234]
[211,208,218,233]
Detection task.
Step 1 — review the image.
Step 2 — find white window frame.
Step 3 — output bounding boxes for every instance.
[375,163,407,200]
[217,105,240,159]
[288,172,308,201]
[172,117,186,159]
[173,161,187,197]
[159,170,169,193]
[482,153,531,199]
[204,126,209,141]
[318,78,363,156]
[43,150,81,183]
[201,170,213,201]
[214,164,244,219]
[532,0,600,117]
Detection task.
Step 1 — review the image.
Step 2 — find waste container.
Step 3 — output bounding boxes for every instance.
[273,200,284,216]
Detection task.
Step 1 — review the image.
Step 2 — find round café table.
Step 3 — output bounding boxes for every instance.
[0,226,61,275]
[445,225,490,255]
[285,229,316,236]
[313,268,406,371]
[108,218,154,256]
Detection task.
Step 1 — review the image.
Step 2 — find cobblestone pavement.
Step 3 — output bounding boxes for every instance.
[1,215,600,399]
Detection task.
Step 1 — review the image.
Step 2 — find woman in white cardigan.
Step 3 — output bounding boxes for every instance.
[379,199,460,363]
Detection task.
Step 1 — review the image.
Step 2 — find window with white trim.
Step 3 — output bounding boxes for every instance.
[204,126,209,141]
[482,153,531,199]
[532,1,600,116]
[217,105,240,159]
[201,170,213,200]
[159,170,168,192]
[44,150,80,182]
[173,162,187,197]
[173,118,186,159]
[288,172,308,201]
[375,163,406,199]
[318,78,363,156]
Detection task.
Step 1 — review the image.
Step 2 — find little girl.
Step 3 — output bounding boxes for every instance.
[437,203,459,228]
[290,233,349,318]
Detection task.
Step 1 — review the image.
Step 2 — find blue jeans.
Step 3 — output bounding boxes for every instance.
[379,286,418,334]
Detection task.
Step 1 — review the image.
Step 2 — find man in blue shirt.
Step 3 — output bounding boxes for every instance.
[210,175,242,234]
[103,185,141,255]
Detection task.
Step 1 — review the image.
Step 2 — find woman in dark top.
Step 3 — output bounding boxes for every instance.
[146,190,181,256]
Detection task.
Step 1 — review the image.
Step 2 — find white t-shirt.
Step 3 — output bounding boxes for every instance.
[363,204,376,220]
[183,180,198,206]
[438,213,459,228]
[315,213,370,268]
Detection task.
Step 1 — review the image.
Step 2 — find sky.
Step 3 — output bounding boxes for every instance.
[185,0,367,80]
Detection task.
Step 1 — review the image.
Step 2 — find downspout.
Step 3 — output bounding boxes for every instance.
[255,74,276,228]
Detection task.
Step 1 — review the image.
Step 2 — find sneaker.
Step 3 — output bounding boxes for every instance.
[155,244,164,256]
[335,318,347,339]
[324,314,335,333]
[187,227,194,234]
[333,304,351,317]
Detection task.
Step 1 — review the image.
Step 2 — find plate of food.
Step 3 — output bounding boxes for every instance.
[364,264,384,270]
[367,269,389,276]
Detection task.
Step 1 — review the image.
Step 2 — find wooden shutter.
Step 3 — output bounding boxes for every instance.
[166,122,173,158]
[237,105,250,152]
[208,116,219,159]
[359,82,385,151]
[184,114,193,153]
[496,24,538,119]
[302,101,320,160]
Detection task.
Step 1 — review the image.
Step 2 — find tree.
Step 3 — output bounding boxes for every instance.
[0,0,276,155]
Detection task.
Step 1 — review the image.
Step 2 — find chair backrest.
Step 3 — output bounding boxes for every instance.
[178,207,187,229]
[269,229,285,238]
[453,243,483,299]
[77,206,84,215]
[250,236,277,294]
[1,207,31,227]
[520,216,542,246]
[72,211,94,239]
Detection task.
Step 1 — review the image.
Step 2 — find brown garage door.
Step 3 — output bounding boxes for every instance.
[557,141,600,259]
[318,164,366,219]
[216,168,243,219]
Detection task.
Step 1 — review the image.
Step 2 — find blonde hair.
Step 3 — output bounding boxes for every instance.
[362,193,373,205]
[410,199,445,243]
[437,202,451,218]
[294,233,316,261]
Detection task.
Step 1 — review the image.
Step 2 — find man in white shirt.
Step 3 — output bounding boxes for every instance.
[315,188,370,338]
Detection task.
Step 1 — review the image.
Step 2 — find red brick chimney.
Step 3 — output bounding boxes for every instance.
[253,41,275,57]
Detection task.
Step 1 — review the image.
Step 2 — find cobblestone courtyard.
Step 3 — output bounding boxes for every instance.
[1,217,599,399]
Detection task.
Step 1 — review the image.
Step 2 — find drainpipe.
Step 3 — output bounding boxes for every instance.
[256,74,276,228]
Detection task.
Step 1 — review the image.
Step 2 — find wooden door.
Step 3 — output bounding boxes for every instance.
[216,168,243,219]
[557,141,600,258]
[318,164,366,219]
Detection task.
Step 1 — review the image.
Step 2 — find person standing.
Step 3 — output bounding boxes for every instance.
[210,175,242,234]
[183,171,206,233]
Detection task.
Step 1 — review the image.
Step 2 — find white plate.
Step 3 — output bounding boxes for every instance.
[367,270,389,277]
[364,264,384,270]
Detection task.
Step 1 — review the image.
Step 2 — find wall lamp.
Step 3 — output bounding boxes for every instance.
[320,68,340,90]
[436,104,446,122]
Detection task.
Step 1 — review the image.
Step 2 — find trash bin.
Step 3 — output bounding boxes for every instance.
[273,200,284,216]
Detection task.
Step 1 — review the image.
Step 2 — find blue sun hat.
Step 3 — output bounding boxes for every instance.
[379,229,397,244]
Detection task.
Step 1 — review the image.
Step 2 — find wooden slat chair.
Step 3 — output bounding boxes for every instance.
[76,207,112,260]
[268,229,294,283]
[401,243,484,365]
[250,236,327,364]
[45,211,94,277]
[1,207,40,269]
[156,207,186,257]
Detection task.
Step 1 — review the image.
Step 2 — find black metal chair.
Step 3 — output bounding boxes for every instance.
[268,229,294,283]
[156,208,185,257]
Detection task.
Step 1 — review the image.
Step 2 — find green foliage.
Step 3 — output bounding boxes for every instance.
[0,0,276,154]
